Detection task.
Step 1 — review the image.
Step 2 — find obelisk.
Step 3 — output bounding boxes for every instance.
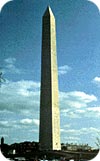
[39,6,61,150]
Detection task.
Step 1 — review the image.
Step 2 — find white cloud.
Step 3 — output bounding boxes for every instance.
[61,106,100,119]
[4,57,23,74]
[65,100,87,109]
[0,119,38,129]
[20,118,39,126]
[58,65,71,75]
[63,124,71,128]
[84,106,100,118]
[60,128,67,133]
[0,79,40,115]
[65,136,81,141]
[0,121,9,126]
[68,111,80,118]
[1,80,98,121]
[20,119,33,124]
[60,90,98,119]
[76,109,85,114]
[0,134,8,138]
[60,91,97,102]
[87,107,100,112]
[67,91,97,103]
[61,127,100,137]
[89,127,100,133]
[93,77,100,87]
[0,79,40,142]
[33,119,39,126]
[0,79,99,146]
[0,118,39,136]
[0,120,17,128]
[61,109,69,113]
[4,57,16,64]
[60,91,97,110]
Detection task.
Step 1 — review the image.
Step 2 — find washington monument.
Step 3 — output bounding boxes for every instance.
[39,6,61,150]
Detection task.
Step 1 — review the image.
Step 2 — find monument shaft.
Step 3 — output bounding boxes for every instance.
[39,7,61,150]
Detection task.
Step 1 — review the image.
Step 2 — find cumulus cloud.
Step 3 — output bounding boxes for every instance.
[4,57,23,74]
[67,91,97,103]
[0,79,99,146]
[2,80,97,117]
[0,79,40,144]
[20,119,33,124]
[4,57,16,64]
[0,79,40,115]
[60,91,97,101]
[0,118,39,144]
[0,81,98,120]
[0,78,40,144]
[58,65,71,75]
[0,118,39,133]
[61,127,100,144]
[64,136,81,143]
[84,106,100,118]
[0,120,20,129]
[0,121,10,128]
[60,91,99,120]
[61,106,100,119]
[60,91,97,109]
[93,76,100,87]
[88,107,100,112]
[20,118,39,126]
[76,109,85,114]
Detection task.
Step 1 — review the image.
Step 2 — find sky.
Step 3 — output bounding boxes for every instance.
[0,0,100,148]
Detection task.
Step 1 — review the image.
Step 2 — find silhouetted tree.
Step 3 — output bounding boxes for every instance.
[0,68,5,87]
[95,137,100,149]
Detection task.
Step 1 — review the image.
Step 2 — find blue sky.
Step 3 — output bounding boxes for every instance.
[0,0,100,148]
